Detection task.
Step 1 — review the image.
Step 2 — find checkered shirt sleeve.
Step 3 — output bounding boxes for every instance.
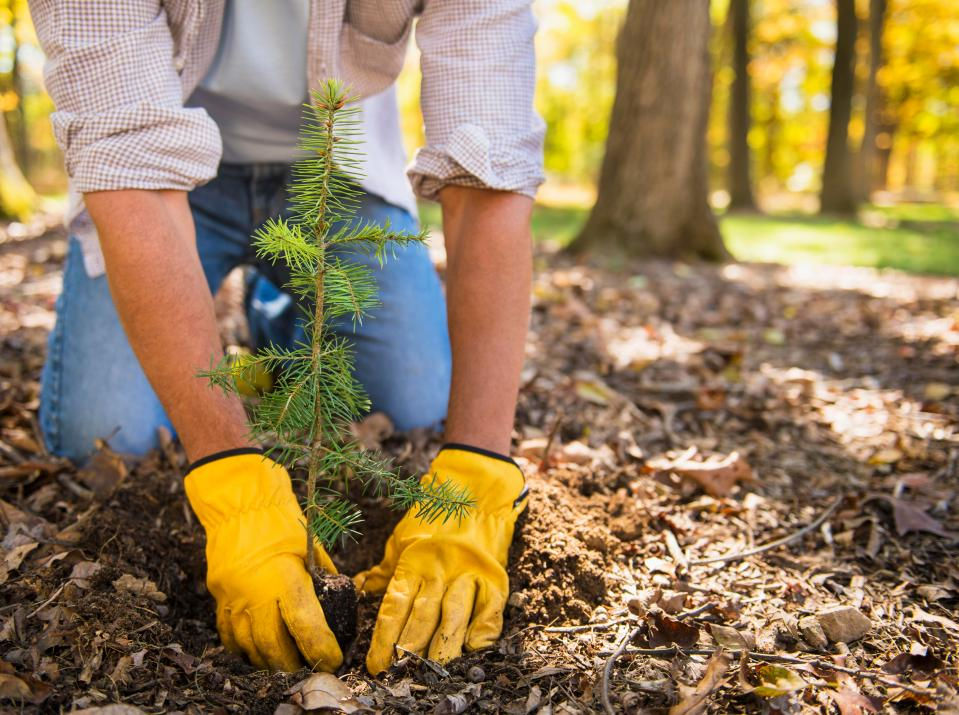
[28,0,221,194]
[408,0,546,201]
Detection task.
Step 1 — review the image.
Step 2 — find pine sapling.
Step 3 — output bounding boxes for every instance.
[201,80,473,642]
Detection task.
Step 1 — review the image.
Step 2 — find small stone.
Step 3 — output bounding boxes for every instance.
[467,665,486,683]
[817,606,871,643]
[507,591,527,608]
[798,615,829,650]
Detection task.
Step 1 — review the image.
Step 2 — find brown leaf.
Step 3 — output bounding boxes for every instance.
[909,606,959,635]
[0,670,52,705]
[649,450,753,497]
[881,651,943,675]
[870,494,958,539]
[668,649,730,715]
[752,665,806,698]
[290,673,362,713]
[648,612,701,648]
[69,561,103,589]
[0,673,32,701]
[76,447,128,500]
[827,687,879,715]
[709,624,753,650]
[112,574,166,603]
[350,412,393,451]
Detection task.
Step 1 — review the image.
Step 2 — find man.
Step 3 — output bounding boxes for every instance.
[30,0,543,675]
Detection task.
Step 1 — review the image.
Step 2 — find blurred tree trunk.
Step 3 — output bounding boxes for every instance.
[570,0,726,261]
[0,115,35,220]
[728,0,756,211]
[854,0,886,201]
[820,0,858,214]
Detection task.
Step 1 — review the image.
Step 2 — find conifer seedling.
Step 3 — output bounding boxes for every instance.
[201,80,473,642]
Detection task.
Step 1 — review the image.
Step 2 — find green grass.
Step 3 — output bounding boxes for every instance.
[419,200,959,276]
[722,208,959,276]
[417,201,589,246]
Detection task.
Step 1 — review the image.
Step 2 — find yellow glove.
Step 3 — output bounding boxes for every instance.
[356,444,528,674]
[184,450,343,673]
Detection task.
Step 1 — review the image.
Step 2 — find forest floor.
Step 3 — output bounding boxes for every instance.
[0,219,957,714]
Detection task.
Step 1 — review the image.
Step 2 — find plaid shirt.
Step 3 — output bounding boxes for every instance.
[28,0,545,276]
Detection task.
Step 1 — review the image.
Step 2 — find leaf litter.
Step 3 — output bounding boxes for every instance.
[0,230,957,711]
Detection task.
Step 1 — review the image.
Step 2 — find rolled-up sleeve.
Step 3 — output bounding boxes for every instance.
[410,0,545,201]
[30,0,220,193]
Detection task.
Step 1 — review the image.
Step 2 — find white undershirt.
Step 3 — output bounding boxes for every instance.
[186,0,417,217]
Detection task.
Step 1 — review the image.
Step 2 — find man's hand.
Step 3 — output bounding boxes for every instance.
[356,445,527,674]
[184,451,343,672]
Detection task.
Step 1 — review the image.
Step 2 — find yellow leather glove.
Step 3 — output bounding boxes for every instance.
[356,444,528,674]
[184,450,342,673]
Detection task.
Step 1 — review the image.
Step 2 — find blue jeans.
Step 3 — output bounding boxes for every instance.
[40,163,452,462]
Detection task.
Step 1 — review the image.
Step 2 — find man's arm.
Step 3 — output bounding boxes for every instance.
[439,186,533,454]
[83,190,250,460]
[357,0,544,672]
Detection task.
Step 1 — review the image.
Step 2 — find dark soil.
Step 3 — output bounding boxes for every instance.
[0,228,957,712]
[312,571,357,653]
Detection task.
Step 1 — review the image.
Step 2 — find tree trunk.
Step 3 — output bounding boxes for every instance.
[820,0,859,214]
[570,0,726,261]
[854,0,886,201]
[728,0,756,211]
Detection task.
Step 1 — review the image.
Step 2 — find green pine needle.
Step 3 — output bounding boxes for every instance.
[199,79,472,553]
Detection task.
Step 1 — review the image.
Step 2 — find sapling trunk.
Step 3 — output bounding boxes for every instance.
[304,102,334,581]
[200,80,475,644]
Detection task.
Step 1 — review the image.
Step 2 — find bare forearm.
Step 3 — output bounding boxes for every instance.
[84,190,250,460]
[439,187,533,454]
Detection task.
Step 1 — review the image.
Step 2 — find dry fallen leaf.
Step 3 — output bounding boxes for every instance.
[648,612,701,648]
[69,560,103,589]
[827,687,879,715]
[350,412,393,451]
[881,651,944,675]
[648,450,753,497]
[668,648,730,715]
[922,382,952,401]
[0,541,38,584]
[290,672,363,713]
[752,665,806,698]
[76,446,128,500]
[870,494,958,539]
[112,573,166,603]
[709,624,754,651]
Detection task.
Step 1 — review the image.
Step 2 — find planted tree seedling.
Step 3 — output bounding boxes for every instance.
[201,79,473,649]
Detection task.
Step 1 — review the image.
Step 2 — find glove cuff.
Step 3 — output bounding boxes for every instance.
[184,450,299,530]
[430,444,528,512]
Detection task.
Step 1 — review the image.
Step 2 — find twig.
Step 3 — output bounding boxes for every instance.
[664,529,689,571]
[596,647,936,698]
[601,625,641,715]
[27,583,65,618]
[57,473,94,500]
[599,600,713,714]
[394,645,450,678]
[676,602,717,620]
[689,496,843,566]
[543,617,634,634]
[540,413,565,471]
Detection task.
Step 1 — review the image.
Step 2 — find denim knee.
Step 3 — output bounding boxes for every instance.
[39,239,172,462]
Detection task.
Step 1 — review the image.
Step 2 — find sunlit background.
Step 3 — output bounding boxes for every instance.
[1,0,958,273]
